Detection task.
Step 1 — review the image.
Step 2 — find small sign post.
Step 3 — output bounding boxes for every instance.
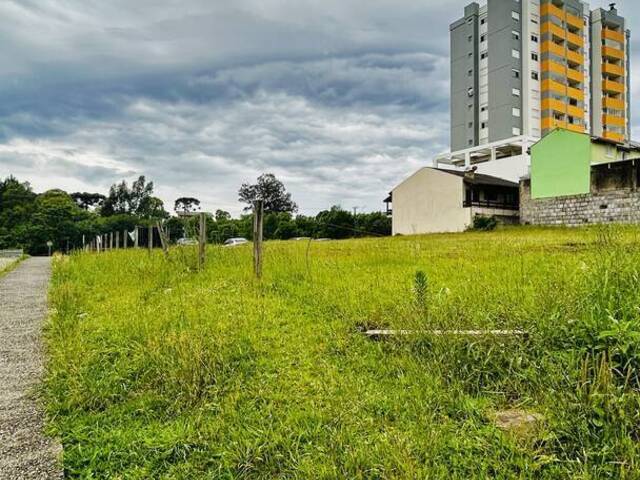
[46,241,53,257]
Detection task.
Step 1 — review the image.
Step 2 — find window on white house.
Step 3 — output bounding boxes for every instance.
[512,107,521,117]
[512,49,520,59]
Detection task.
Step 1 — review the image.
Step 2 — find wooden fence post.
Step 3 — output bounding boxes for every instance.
[115,231,120,249]
[157,221,169,257]
[123,230,128,248]
[198,212,206,270]
[253,200,264,279]
[148,225,153,252]
[134,227,139,248]
[110,232,114,250]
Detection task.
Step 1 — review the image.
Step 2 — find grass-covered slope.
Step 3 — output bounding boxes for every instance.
[45,227,640,478]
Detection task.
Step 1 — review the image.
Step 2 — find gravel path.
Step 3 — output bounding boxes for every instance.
[0,257,62,479]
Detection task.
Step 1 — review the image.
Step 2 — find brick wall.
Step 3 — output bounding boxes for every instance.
[520,178,640,226]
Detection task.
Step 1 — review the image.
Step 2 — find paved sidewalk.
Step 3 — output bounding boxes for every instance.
[0,257,62,479]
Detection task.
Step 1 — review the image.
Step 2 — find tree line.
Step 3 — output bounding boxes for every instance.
[0,173,390,255]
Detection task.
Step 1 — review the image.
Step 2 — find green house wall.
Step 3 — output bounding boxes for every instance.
[530,129,591,199]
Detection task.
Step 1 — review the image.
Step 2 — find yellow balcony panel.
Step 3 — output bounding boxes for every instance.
[604,97,625,110]
[567,124,585,133]
[542,98,567,113]
[542,41,565,57]
[566,49,583,65]
[603,131,625,143]
[542,22,566,40]
[566,13,583,30]
[602,62,624,77]
[541,60,566,76]
[566,32,584,48]
[542,79,566,95]
[603,28,625,43]
[603,114,625,127]
[567,86,584,101]
[542,117,568,131]
[603,79,625,94]
[602,46,624,61]
[567,105,585,118]
[541,3,565,21]
[567,68,583,82]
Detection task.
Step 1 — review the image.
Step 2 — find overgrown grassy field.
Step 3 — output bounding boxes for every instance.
[46,227,640,478]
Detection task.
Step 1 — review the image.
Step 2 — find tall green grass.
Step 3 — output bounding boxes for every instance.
[45,226,640,478]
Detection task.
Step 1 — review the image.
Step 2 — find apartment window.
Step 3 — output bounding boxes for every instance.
[480,34,486,42]
[468,69,473,77]
[481,18,486,25]
[531,71,539,80]
[512,30,520,40]
[481,122,487,129]
[468,122,473,128]
[512,69,520,78]
[481,106,487,112]
[512,11,520,21]
[512,88,521,97]
[468,35,473,42]
[468,52,473,58]
[469,140,474,146]
[531,34,539,43]
[512,107,521,117]
[512,49,520,59]
[531,52,539,61]
[468,87,474,97]
[481,52,488,59]
[468,104,473,110]
[512,127,521,135]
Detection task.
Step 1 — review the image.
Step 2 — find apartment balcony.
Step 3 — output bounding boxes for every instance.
[567,85,584,101]
[566,31,583,49]
[603,28,625,44]
[566,13,583,30]
[542,22,566,40]
[567,104,584,118]
[566,49,583,65]
[602,46,624,61]
[602,62,624,77]
[542,41,565,57]
[603,114,625,127]
[566,67,583,83]
[541,3,565,21]
[603,131,625,143]
[542,117,567,130]
[542,79,566,95]
[603,79,625,94]
[541,60,565,76]
[542,98,567,114]
[603,96,625,110]
[566,123,585,133]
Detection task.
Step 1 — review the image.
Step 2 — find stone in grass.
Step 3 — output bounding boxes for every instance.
[494,409,544,436]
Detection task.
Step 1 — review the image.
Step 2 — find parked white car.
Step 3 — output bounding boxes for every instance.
[176,238,197,246]
[223,237,249,247]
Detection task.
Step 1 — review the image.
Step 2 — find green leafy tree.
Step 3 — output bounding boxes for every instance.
[238,173,297,213]
[71,192,106,210]
[174,197,201,214]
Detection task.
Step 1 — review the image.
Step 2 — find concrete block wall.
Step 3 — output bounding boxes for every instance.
[520,179,640,226]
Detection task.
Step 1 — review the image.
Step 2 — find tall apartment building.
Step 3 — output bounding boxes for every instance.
[450,0,630,152]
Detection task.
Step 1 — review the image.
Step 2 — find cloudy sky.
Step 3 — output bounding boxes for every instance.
[0,0,637,215]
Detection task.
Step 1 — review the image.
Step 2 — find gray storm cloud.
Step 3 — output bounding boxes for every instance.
[0,0,638,214]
